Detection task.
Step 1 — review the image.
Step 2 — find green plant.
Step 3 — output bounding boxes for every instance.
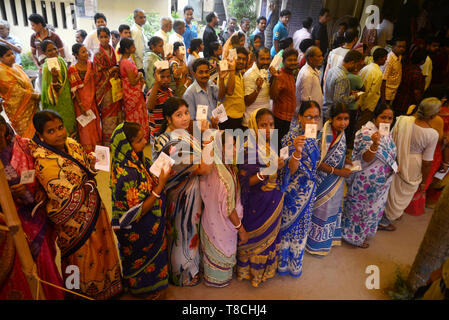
[126,11,161,39]
[388,267,415,300]
[228,0,258,31]
[171,11,181,19]
[20,51,37,70]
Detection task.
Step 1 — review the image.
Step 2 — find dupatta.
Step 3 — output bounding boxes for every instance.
[41,56,69,106]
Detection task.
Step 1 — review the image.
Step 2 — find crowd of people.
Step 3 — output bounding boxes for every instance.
[1,1,449,300]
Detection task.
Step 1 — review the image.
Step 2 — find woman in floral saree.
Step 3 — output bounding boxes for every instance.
[342,105,397,248]
[111,122,170,299]
[0,44,40,139]
[29,110,122,300]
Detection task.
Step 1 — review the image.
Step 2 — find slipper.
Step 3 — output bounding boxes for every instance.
[378,224,396,231]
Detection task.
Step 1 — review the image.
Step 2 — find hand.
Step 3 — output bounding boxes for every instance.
[255,77,264,89]
[137,72,144,81]
[10,184,27,199]
[278,157,285,170]
[336,168,352,178]
[32,93,41,101]
[50,67,59,78]
[154,68,162,83]
[269,66,280,77]
[352,91,361,101]
[345,158,353,166]
[34,187,47,203]
[87,152,97,171]
[228,59,236,72]
[200,119,209,133]
[157,167,171,189]
[238,227,249,245]
[210,116,219,129]
[417,183,426,194]
[438,163,448,173]
[79,104,88,116]
[371,132,381,146]
[293,135,306,154]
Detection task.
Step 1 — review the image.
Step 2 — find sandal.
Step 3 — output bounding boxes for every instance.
[184,274,201,287]
[358,242,370,249]
[378,224,396,231]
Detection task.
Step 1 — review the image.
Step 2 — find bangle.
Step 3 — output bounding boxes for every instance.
[234,220,242,230]
[152,190,161,199]
[330,167,335,175]
[292,152,301,161]
[256,172,265,181]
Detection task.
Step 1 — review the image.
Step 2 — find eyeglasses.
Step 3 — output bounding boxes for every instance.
[303,116,321,121]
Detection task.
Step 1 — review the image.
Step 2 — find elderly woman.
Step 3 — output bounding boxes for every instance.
[381,98,441,230]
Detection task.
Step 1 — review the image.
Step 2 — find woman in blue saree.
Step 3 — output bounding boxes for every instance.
[110,122,170,299]
[237,108,285,287]
[342,104,397,248]
[277,101,321,277]
[306,103,353,256]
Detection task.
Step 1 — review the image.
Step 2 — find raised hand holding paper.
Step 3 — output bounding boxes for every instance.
[47,57,60,71]
[280,146,289,160]
[228,49,237,61]
[219,60,228,71]
[154,60,169,70]
[270,54,282,70]
[94,145,110,172]
[76,109,97,127]
[379,123,391,136]
[150,152,175,177]
[164,43,173,57]
[212,104,228,123]
[196,105,209,121]
[305,124,318,139]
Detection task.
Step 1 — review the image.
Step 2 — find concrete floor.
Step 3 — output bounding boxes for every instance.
[95,171,432,300]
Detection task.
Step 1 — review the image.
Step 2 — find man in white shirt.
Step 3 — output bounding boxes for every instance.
[169,20,186,61]
[83,13,108,58]
[154,17,172,45]
[356,48,388,130]
[292,46,324,129]
[131,8,148,74]
[293,17,313,53]
[243,47,271,127]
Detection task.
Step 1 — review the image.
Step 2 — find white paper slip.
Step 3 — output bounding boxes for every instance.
[434,168,449,180]
[46,57,60,71]
[270,54,282,70]
[211,104,228,123]
[154,60,169,70]
[163,43,173,57]
[280,146,289,160]
[350,160,362,172]
[20,170,35,184]
[391,161,398,173]
[228,48,237,61]
[76,110,97,127]
[356,91,365,97]
[94,145,110,172]
[196,105,209,121]
[259,69,269,81]
[150,152,175,177]
[179,46,186,55]
[219,60,228,71]
[379,123,391,136]
[305,124,318,139]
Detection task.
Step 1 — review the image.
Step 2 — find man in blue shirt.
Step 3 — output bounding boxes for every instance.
[271,10,291,58]
[251,16,267,48]
[182,5,198,53]
[0,20,22,65]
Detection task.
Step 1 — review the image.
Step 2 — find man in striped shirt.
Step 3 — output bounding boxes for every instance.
[323,50,363,121]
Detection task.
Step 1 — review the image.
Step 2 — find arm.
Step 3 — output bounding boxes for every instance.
[270,69,281,100]
[334,78,357,105]
[146,79,160,111]
[318,162,352,178]
[0,38,22,54]
[225,70,236,96]
[31,47,40,69]
[244,77,263,106]
[362,132,381,163]
[288,136,306,174]
[274,39,279,53]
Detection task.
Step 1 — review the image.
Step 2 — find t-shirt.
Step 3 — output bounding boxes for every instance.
[223,72,245,119]
[311,22,329,56]
[147,87,174,137]
[30,29,64,66]
[270,21,289,58]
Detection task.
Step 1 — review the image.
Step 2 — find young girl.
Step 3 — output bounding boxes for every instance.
[144,36,164,89]
[169,42,191,97]
[187,38,204,73]
[306,103,354,256]
[40,40,78,139]
[69,43,102,153]
[119,38,149,141]
[93,26,122,147]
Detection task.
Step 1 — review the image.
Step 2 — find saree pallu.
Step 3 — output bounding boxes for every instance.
[342,121,397,246]
[306,121,347,256]
[120,58,149,141]
[41,57,78,140]
[385,116,423,221]
[155,131,202,286]
[277,126,320,277]
[94,45,123,147]
[110,124,168,296]
[0,63,38,139]
[68,62,102,153]
[29,137,122,299]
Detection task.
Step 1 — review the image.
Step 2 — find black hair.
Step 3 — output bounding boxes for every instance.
[373,103,394,120]
[173,41,185,53]
[255,108,274,123]
[253,34,262,42]
[280,10,291,17]
[94,13,107,23]
[183,5,194,13]
[299,100,321,116]
[255,47,270,59]
[373,47,388,61]
[192,58,210,73]
[148,36,163,49]
[282,48,298,61]
[339,22,348,28]
[28,13,46,27]
[299,38,314,53]
[236,46,249,57]
[72,43,84,56]
[123,122,142,143]
[241,17,250,25]
[257,16,267,24]
[392,37,407,45]
[0,43,12,57]
[344,28,358,43]
[173,20,185,32]
[206,12,217,23]
[302,17,313,29]
[76,29,87,40]
[33,110,64,134]
[111,30,120,39]
[319,8,330,17]
[427,37,441,45]
[40,39,56,53]
[343,50,363,63]
[329,103,350,119]
[208,41,221,57]
[231,32,246,46]
[190,38,203,52]
[347,17,359,30]
[118,38,134,54]
[279,37,293,50]
[411,48,428,65]
[97,26,110,37]
[159,97,189,135]
[118,24,130,33]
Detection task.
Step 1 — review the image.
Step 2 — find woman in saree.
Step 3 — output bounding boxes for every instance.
[342,104,397,248]
[306,103,353,256]
[69,44,102,153]
[169,42,191,98]
[29,110,123,300]
[40,40,78,140]
[199,131,249,287]
[237,108,285,287]
[119,38,149,141]
[277,101,321,278]
[111,122,170,299]
[382,98,441,230]
[207,41,222,84]
[0,44,40,139]
[93,26,122,147]
[154,97,210,287]
[0,115,64,300]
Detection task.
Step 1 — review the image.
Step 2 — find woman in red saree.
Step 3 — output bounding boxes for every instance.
[93,27,122,147]
[69,44,102,153]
